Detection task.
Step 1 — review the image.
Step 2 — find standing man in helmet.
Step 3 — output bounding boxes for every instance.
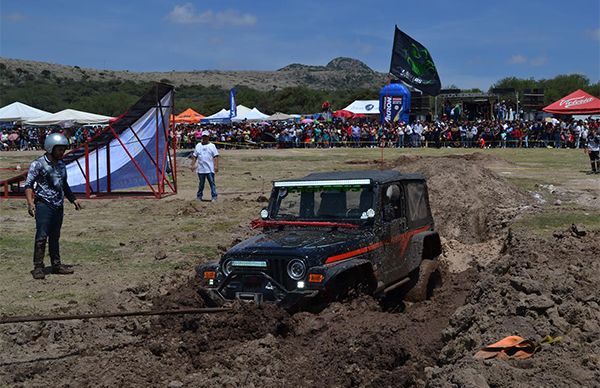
[24,132,82,279]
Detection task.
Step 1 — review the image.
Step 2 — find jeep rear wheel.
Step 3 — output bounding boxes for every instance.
[404,259,442,303]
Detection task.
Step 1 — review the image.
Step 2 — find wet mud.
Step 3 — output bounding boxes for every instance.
[1,153,597,387]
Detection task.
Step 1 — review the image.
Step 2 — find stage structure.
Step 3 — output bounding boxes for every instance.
[1,83,177,199]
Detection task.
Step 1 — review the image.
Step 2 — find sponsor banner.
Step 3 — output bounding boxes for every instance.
[229,88,237,118]
[559,96,594,109]
[381,96,404,122]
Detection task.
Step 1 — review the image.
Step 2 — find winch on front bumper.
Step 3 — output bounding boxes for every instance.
[195,261,322,309]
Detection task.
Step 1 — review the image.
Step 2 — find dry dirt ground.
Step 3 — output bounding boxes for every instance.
[0,147,598,387]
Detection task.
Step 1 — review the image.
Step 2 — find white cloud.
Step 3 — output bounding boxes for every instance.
[4,12,25,22]
[167,3,256,27]
[507,54,547,67]
[529,56,547,66]
[507,55,527,65]
[588,28,600,41]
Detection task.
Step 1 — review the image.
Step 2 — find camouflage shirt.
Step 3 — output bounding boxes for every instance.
[24,155,76,208]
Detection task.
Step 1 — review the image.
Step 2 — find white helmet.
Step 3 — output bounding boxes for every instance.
[44,133,69,153]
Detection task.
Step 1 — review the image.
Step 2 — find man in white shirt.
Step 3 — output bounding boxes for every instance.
[191,131,220,201]
[413,121,423,147]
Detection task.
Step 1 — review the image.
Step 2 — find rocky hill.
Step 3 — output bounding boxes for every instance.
[0,57,388,91]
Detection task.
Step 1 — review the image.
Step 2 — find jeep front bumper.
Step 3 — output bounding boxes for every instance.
[196,265,320,309]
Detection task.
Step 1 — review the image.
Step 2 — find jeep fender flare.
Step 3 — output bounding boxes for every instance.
[321,258,377,292]
[403,231,442,274]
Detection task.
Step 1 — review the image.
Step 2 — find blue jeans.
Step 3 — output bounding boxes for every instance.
[34,201,64,266]
[197,173,217,200]
[413,133,421,147]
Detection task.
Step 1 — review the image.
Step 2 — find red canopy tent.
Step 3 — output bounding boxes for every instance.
[543,89,600,115]
[333,109,354,119]
[174,108,205,123]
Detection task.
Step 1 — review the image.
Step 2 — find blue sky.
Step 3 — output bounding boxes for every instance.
[1,0,599,90]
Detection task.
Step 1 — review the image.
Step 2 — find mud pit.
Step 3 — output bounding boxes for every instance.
[1,153,599,387]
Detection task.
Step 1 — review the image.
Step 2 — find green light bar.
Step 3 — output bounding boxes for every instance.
[274,179,371,187]
[231,260,268,268]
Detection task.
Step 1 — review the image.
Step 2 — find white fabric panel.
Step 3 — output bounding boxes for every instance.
[66,93,172,188]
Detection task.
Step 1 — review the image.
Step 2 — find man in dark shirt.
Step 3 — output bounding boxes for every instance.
[587,127,600,174]
[24,133,82,279]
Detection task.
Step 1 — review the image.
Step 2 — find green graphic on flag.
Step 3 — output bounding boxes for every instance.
[390,26,441,96]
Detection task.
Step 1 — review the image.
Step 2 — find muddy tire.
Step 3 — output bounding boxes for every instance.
[404,259,442,303]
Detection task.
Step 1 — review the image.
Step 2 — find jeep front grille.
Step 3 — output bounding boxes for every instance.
[228,256,298,291]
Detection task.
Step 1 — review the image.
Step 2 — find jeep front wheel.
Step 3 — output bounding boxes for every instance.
[404,259,441,302]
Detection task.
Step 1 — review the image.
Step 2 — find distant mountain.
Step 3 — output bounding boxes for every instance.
[0,57,388,91]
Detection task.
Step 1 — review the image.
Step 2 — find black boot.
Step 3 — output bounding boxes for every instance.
[50,253,74,275]
[31,239,46,280]
[51,265,74,275]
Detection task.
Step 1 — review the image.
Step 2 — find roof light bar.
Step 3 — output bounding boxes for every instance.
[274,179,371,187]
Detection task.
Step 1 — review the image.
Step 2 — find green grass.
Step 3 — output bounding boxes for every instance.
[178,244,219,258]
[513,209,600,235]
[0,147,596,316]
[0,304,36,316]
[33,291,78,302]
[61,240,120,264]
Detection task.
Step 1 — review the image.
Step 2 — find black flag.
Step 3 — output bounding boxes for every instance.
[389,26,441,96]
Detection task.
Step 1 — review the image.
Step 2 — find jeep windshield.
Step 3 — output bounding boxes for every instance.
[269,180,375,224]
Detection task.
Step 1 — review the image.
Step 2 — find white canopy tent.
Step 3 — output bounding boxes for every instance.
[202,105,269,123]
[202,108,230,122]
[232,106,269,122]
[25,109,113,127]
[0,102,51,122]
[342,100,380,115]
[266,112,294,121]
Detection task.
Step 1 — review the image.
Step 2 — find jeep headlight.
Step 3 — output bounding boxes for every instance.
[287,259,306,281]
[222,260,234,276]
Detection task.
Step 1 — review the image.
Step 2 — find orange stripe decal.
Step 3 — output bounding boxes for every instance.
[324,225,430,264]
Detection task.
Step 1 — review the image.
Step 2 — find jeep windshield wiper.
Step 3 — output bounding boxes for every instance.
[250,219,359,229]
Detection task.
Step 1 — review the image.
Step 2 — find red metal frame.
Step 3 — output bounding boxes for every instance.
[0,85,177,200]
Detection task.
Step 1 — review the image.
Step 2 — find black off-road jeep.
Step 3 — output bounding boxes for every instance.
[196,170,442,310]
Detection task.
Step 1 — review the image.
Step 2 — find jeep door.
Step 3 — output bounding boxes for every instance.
[397,180,435,276]
[379,182,408,285]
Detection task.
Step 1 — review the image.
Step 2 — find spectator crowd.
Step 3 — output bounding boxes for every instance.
[171,117,599,150]
[2,117,598,151]
[0,126,103,151]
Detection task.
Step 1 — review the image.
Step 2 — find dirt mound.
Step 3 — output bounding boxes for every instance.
[151,277,206,310]
[428,229,600,387]
[386,153,530,243]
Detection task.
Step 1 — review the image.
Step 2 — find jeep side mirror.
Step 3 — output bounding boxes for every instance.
[260,208,269,219]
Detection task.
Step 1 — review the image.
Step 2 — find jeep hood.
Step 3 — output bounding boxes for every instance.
[225,228,374,261]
